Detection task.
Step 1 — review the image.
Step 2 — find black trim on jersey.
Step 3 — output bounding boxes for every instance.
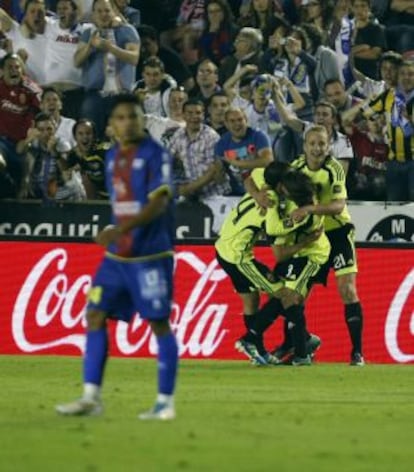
[232,198,256,225]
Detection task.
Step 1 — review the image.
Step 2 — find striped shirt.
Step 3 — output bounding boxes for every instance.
[169,124,231,198]
[367,88,413,162]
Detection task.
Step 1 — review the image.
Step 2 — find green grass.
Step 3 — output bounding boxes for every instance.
[0,356,413,472]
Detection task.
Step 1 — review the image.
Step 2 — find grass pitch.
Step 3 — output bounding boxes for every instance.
[0,356,413,472]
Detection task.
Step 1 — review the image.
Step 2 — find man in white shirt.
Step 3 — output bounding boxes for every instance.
[2,0,48,84]
[44,0,91,118]
[40,87,76,148]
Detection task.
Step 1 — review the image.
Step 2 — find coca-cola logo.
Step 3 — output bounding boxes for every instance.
[384,269,414,363]
[11,248,229,357]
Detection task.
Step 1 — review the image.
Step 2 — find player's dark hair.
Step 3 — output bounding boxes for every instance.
[41,86,62,101]
[282,171,316,207]
[264,162,292,188]
[109,93,142,117]
[72,118,97,139]
[183,98,205,111]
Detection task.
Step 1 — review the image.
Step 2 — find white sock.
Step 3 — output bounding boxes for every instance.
[157,393,174,407]
[83,383,100,401]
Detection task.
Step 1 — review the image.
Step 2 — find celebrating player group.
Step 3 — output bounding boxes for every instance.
[55,96,363,422]
[216,124,364,368]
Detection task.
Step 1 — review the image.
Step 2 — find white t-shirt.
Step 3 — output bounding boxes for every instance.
[44,18,91,87]
[56,116,77,149]
[304,122,354,160]
[145,114,185,144]
[6,19,50,85]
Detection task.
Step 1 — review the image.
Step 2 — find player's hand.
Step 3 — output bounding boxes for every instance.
[291,206,311,223]
[95,225,122,247]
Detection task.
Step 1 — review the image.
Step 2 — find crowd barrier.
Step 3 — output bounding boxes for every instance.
[0,199,413,242]
[1,240,413,363]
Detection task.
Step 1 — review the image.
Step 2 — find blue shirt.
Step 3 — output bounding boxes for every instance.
[105,136,174,260]
[215,127,271,195]
[80,25,140,91]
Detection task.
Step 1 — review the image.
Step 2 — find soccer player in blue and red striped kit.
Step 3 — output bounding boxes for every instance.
[56,94,178,420]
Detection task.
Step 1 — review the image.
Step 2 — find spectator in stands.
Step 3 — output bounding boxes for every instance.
[274,97,354,173]
[198,0,237,65]
[111,0,141,29]
[18,112,85,201]
[170,0,207,66]
[295,23,341,103]
[0,53,41,192]
[351,50,403,98]
[397,60,414,104]
[74,0,140,137]
[219,27,263,85]
[342,102,388,200]
[43,0,90,119]
[145,86,188,144]
[329,0,353,86]
[269,27,315,119]
[215,106,273,195]
[169,99,231,199]
[40,87,76,148]
[363,73,414,201]
[259,14,291,75]
[190,58,222,104]
[225,70,305,150]
[206,91,230,135]
[238,0,284,45]
[351,0,387,80]
[136,24,194,91]
[382,0,414,58]
[65,118,109,199]
[134,57,175,116]
[300,0,335,45]
[323,79,362,114]
[2,0,48,84]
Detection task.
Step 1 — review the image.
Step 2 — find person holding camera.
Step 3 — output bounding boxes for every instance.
[17,112,85,201]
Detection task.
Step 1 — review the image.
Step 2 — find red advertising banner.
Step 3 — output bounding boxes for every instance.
[0,241,413,363]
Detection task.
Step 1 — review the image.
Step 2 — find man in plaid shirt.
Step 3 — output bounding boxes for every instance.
[169,98,231,199]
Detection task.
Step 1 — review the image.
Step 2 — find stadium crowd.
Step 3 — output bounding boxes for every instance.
[0,0,413,203]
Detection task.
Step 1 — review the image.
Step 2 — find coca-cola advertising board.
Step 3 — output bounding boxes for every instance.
[0,242,413,363]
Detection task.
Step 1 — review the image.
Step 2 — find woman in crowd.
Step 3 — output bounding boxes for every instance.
[198,0,238,64]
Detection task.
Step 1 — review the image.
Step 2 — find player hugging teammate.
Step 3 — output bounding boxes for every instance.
[216,125,364,366]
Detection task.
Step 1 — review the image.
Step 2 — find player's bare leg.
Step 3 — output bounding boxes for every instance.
[56,310,108,416]
[336,273,364,366]
[138,318,178,421]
